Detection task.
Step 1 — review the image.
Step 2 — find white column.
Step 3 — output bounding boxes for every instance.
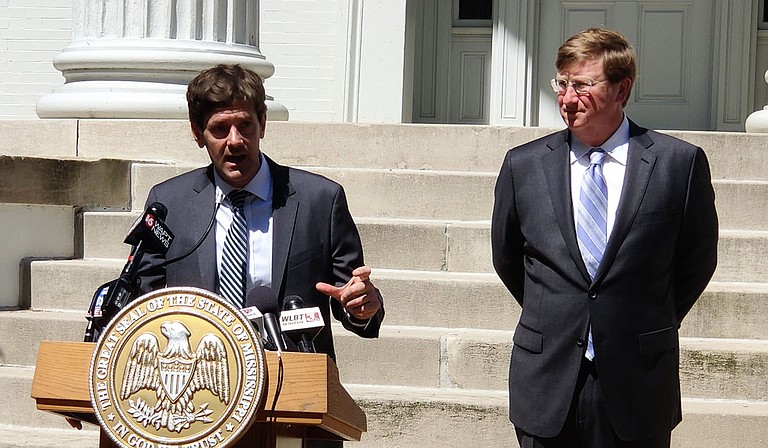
[37,0,288,120]
[746,69,768,133]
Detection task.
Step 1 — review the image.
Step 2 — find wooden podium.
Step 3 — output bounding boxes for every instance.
[31,341,367,448]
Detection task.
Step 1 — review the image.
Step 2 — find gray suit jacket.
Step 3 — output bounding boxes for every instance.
[137,156,384,361]
[491,121,718,440]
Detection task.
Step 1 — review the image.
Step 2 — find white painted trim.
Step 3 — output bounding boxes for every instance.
[490,0,537,126]
[714,0,757,131]
[343,0,364,122]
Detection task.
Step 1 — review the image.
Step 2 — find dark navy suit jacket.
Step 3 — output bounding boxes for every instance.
[491,121,718,440]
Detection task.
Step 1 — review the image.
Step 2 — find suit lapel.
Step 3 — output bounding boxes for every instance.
[267,157,298,299]
[593,121,656,283]
[541,131,591,283]
[192,167,219,290]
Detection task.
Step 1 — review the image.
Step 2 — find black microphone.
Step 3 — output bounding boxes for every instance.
[84,202,174,341]
[123,202,173,253]
[243,286,287,352]
[280,295,325,353]
[83,280,113,342]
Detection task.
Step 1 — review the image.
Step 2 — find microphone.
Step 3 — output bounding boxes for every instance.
[243,286,287,352]
[123,202,174,253]
[83,280,113,342]
[280,295,325,353]
[84,202,174,342]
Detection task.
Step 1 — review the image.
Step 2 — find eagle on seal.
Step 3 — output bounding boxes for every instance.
[120,320,230,432]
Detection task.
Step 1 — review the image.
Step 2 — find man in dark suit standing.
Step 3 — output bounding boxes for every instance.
[491,28,718,447]
[136,64,384,364]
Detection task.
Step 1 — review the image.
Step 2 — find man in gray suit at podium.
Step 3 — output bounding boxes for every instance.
[491,28,718,448]
[137,64,384,447]
[137,64,384,357]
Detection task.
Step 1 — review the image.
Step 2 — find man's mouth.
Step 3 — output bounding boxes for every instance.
[226,155,246,165]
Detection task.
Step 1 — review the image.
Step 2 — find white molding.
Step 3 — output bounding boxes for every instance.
[412,0,452,123]
[489,0,537,126]
[715,0,757,131]
[635,4,691,104]
[343,0,364,122]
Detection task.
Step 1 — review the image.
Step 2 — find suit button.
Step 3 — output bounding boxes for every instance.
[576,338,585,347]
[588,291,598,300]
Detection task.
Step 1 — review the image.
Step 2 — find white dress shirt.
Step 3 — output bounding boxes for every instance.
[213,153,274,289]
[569,115,630,241]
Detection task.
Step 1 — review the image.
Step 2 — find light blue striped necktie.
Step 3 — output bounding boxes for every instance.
[577,148,608,279]
[219,190,251,308]
[577,148,607,360]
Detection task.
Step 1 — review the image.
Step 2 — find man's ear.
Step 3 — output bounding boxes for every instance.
[616,78,632,105]
[259,114,267,139]
[190,122,205,148]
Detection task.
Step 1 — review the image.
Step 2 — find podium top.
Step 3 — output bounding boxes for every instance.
[31,341,366,442]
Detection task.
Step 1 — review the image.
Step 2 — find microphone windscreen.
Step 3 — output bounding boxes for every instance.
[245,286,280,314]
[123,202,174,254]
[282,295,305,311]
[149,202,168,220]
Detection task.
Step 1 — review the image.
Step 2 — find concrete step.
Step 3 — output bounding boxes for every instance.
[353,386,768,448]
[131,163,500,222]
[129,163,768,229]
[364,226,763,283]
[0,311,84,366]
[79,213,768,282]
[27,258,122,312]
[66,121,768,181]
[336,328,768,401]
[0,424,99,448]
[4,309,768,401]
[0,366,85,430]
[1,377,767,448]
[25,259,768,340]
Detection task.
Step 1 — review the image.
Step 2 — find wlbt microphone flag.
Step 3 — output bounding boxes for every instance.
[280,295,325,353]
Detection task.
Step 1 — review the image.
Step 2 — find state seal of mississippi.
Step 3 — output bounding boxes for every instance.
[89,287,266,448]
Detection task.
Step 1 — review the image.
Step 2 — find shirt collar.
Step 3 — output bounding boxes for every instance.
[570,115,630,166]
[214,152,273,203]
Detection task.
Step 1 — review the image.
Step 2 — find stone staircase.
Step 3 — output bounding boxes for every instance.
[0,121,767,447]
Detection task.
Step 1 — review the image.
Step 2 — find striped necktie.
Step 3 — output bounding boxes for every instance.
[577,148,607,361]
[219,190,250,308]
[577,148,608,279]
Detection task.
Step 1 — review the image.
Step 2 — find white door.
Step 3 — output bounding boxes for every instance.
[536,0,715,130]
[448,31,492,124]
[410,0,493,124]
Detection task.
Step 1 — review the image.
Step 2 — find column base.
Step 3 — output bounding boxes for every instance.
[37,81,288,121]
[745,106,768,133]
[36,39,288,121]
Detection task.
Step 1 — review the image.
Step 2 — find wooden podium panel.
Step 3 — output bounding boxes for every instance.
[31,341,366,447]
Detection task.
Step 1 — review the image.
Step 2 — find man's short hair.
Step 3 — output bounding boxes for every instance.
[187,64,267,131]
[556,27,636,106]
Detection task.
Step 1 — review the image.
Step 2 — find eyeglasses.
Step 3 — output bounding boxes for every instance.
[550,78,606,95]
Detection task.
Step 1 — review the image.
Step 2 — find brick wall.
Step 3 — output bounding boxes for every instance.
[260,0,348,122]
[0,0,71,119]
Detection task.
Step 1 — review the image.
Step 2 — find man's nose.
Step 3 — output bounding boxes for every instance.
[561,85,580,104]
[227,125,244,146]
